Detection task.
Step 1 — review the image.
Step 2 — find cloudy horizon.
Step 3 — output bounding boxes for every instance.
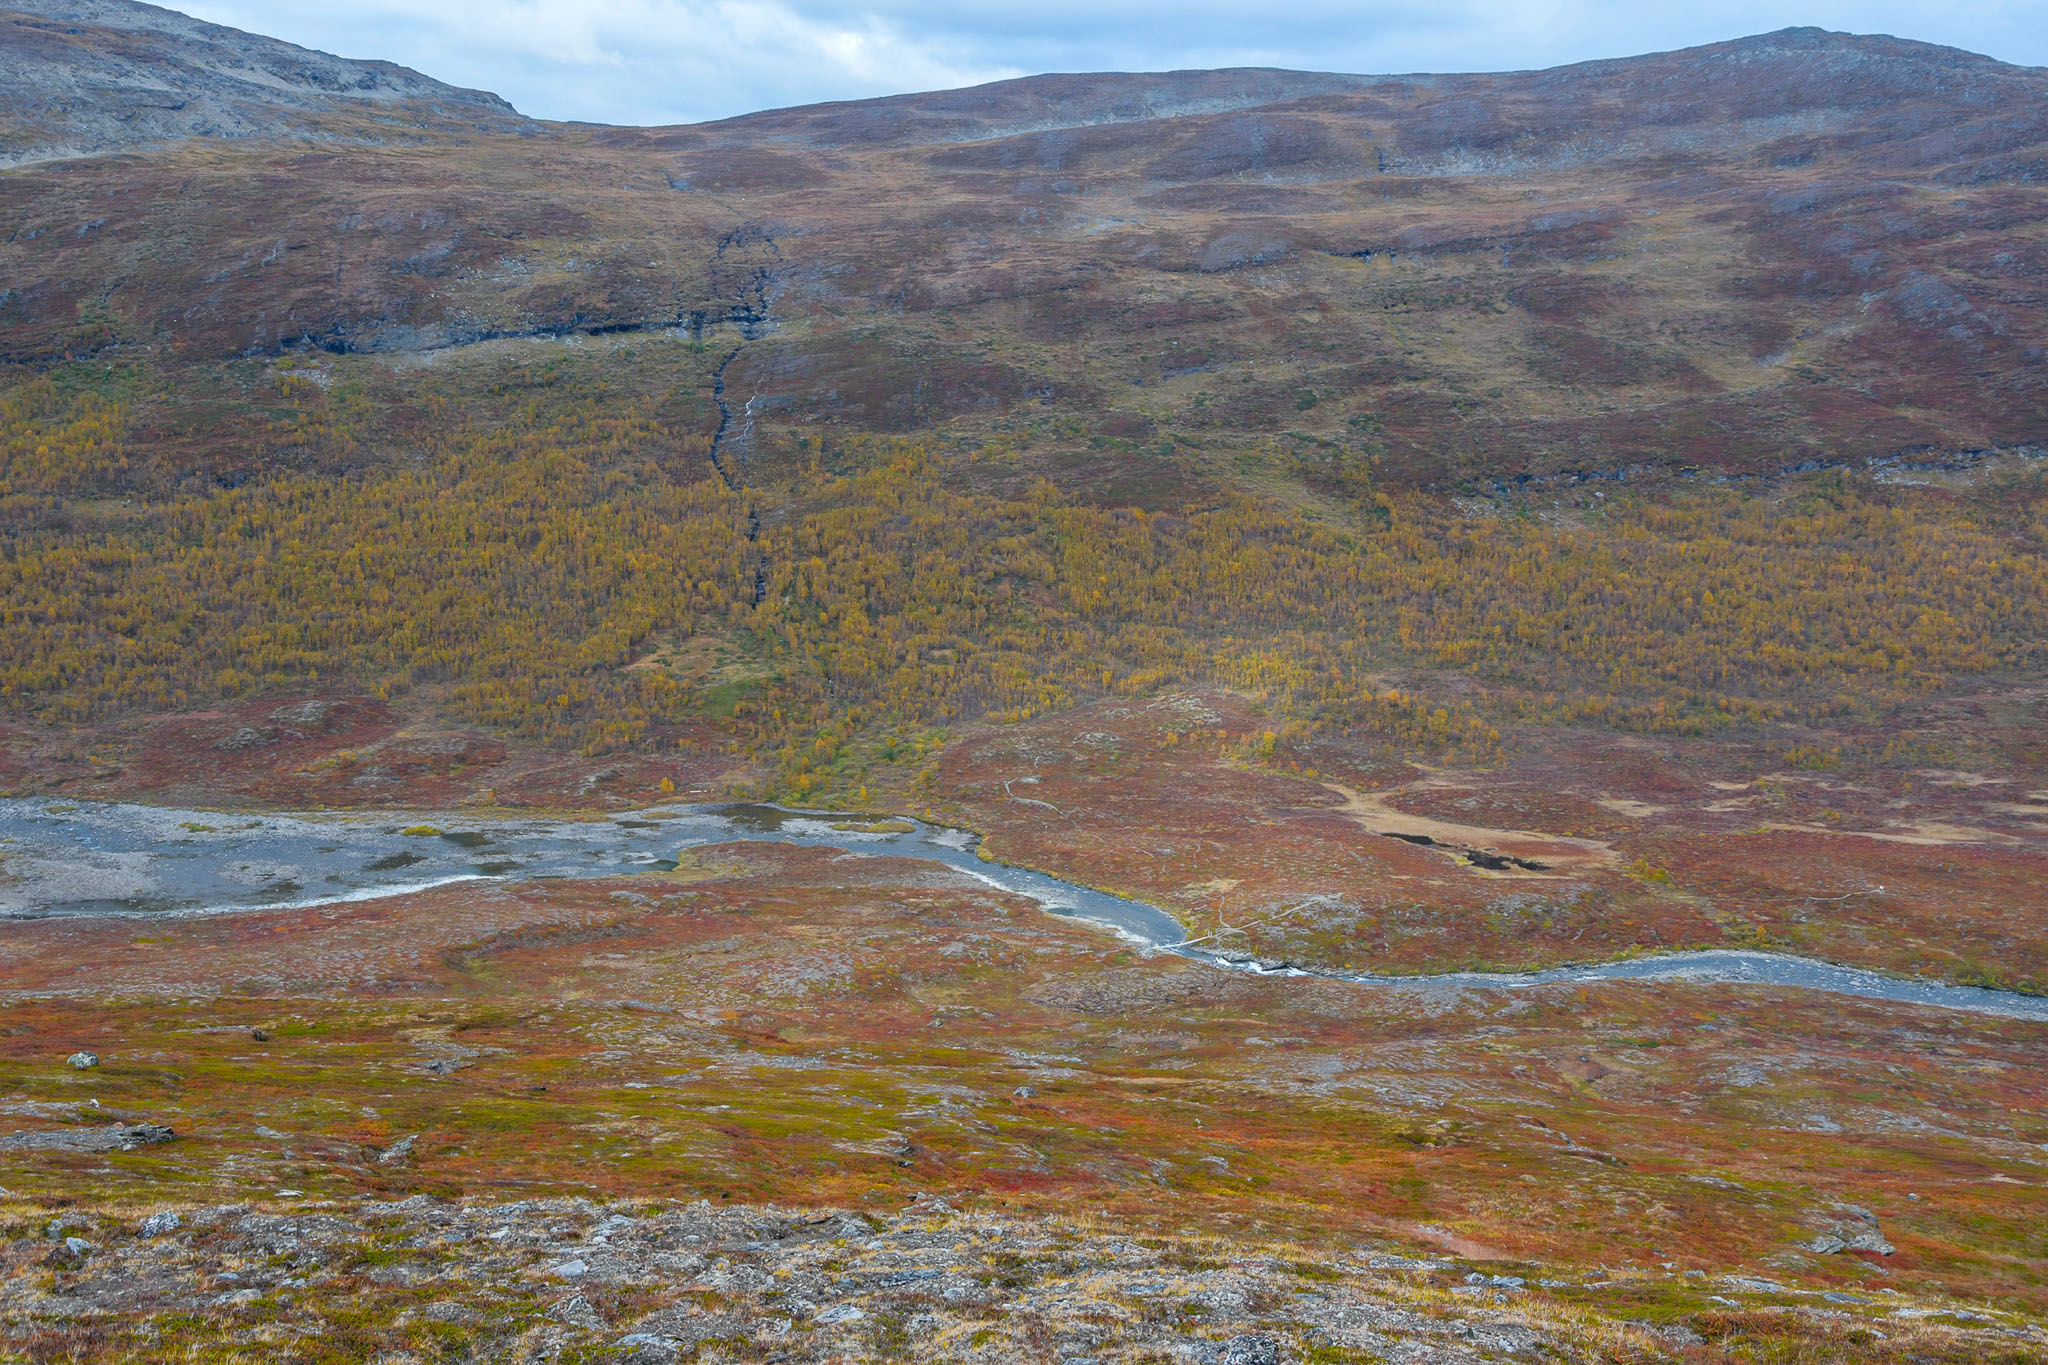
[179,0,2048,126]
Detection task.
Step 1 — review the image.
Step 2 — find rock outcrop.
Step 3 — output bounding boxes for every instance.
[0,0,523,166]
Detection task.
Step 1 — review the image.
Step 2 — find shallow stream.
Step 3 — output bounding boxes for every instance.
[2,798,2044,1021]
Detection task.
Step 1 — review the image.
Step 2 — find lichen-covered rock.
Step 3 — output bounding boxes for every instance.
[1805,1204,1895,1256]
[1,1122,174,1153]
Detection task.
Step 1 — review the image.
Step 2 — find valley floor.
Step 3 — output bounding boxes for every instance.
[0,817,2045,1361]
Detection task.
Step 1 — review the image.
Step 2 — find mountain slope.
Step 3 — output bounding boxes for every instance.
[0,0,523,167]
[3,24,2041,488]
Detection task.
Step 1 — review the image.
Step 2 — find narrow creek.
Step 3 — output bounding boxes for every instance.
[698,221,779,606]
[2,798,2044,1021]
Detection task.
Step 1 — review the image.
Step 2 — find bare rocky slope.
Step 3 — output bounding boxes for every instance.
[0,0,523,167]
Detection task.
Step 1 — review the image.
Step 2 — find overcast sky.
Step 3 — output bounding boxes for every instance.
[180,0,2048,126]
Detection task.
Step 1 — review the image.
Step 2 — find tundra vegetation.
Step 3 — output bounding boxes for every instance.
[1,13,2046,1363]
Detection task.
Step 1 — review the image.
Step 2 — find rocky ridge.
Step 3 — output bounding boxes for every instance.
[0,0,523,166]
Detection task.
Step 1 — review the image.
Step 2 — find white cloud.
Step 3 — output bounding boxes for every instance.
[178,0,2048,125]
[183,0,1018,122]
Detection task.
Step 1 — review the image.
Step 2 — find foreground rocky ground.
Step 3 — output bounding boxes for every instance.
[5,1193,2043,1363]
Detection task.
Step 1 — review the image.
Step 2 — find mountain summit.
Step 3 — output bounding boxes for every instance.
[0,0,523,166]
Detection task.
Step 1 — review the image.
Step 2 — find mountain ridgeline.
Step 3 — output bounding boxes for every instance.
[0,10,2042,483]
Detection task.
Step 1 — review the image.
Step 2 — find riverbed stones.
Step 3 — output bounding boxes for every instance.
[12,799,2048,1021]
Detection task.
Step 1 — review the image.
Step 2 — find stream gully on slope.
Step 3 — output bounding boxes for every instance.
[3,798,2045,1021]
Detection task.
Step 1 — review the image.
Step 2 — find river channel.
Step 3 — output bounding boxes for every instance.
[2,798,2044,1021]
